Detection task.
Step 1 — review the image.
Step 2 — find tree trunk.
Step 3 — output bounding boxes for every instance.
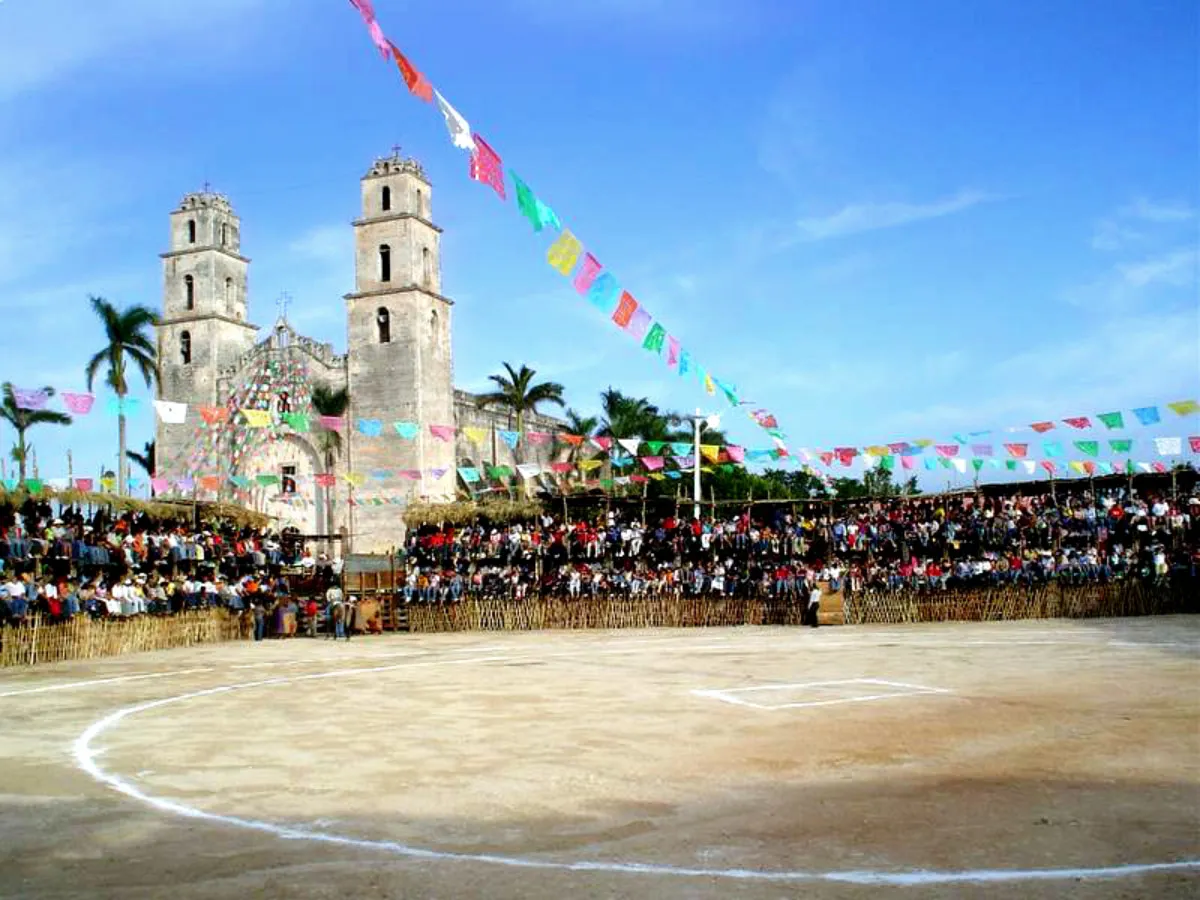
[16,429,27,482]
[117,411,128,497]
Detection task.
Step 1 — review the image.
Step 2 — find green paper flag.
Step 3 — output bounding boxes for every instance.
[971,459,984,472]
[1074,441,1099,457]
[642,322,667,354]
[880,455,895,471]
[940,458,951,469]
[600,478,614,488]
[24,478,43,494]
[1006,460,1017,471]
[487,465,512,479]
[1109,439,1132,453]
[644,441,665,454]
[509,170,560,232]
[1097,411,1124,429]
[256,474,280,486]
[282,413,310,432]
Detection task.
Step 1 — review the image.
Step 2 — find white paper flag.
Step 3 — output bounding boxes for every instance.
[1021,460,1036,475]
[434,90,476,151]
[618,438,641,456]
[1153,436,1182,456]
[516,463,541,479]
[951,458,967,474]
[154,400,188,424]
[1137,462,1153,473]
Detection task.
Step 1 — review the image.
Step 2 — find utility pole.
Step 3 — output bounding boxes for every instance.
[691,409,721,520]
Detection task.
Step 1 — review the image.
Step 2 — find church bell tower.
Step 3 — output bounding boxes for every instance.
[155,190,257,478]
[345,150,455,550]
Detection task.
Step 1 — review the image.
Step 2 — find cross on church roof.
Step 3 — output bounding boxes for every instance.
[391,144,402,157]
[276,292,293,322]
[202,180,211,193]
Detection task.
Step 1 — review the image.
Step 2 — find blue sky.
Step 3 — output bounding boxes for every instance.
[0,0,1197,487]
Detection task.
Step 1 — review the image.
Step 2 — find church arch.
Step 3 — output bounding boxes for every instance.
[184,275,194,310]
[381,185,391,211]
[377,307,391,344]
[379,244,391,282]
[180,331,192,365]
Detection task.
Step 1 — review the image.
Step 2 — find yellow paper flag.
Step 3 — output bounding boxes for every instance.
[703,373,715,395]
[578,459,603,472]
[1167,399,1200,416]
[241,408,272,428]
[344,472,367,487]
[547,229,583,276]
[700,444,720,464]
[463,426,487,444]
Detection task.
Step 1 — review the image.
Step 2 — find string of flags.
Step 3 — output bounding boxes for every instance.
[337,0,789,455]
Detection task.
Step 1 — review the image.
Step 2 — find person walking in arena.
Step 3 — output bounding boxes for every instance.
[807,582,821,628]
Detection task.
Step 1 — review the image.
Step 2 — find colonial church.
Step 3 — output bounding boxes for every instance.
[154,150,563,552]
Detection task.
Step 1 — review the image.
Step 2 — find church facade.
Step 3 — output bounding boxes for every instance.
[154,151,563,552]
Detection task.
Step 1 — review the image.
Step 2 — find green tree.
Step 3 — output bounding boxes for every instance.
[126,440,156,478]
[84,296,158,497]
[832,465,919,499]
[562,408,599,470]
[474,363,566,436]
[0,384,71,483]
[311,383,350,535]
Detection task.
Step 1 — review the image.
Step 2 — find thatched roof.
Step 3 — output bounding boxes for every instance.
[0,487,272,529]
[402,497,544,526]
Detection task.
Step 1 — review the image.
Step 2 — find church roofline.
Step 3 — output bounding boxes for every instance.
[156,312,259,330]
[344,285,455,306]
[351,212,443,233]
[160,247,251,264]
[363,154,430,184]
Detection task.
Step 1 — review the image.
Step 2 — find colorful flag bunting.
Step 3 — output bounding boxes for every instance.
[726,446,745,463]
[1074,441,1099,457]
[640,456,664,471]
[357,418,383,437]
[510,171,560,232]
[1133,406,1160,426]
[1043,442,1063,457]
[386,40,433,102]
[394,421,419,439]
[429,424,454,441]
[62,392,94,415]
[626,306,652,341]
[1168,399,1200,416]
[153,400,187,424]
[1004,443,1028,458]
[13,388,49,410]
[282,412,310,432]
[498,430,520,449]
[199,406,228,425]
[1190,436,1200,453]
[666,336,680,368]
[241,408,272,428]
[592,436,613,451]
[457,466,481,483]
[1030,422,1055,433]
[433,90,475,151]
[526,431,551,445]
[1109,439,1132,453]
[642,322,667,354]
[1154,436,1182,456]
[585,273,620,315]
[318,415,345,432]
[105,397,140,416]
[1097,411,1124,429]
[468,133,506,199]
[935,444,959,458]
[572,252,603,295]
[971,443,993,457]
[1063,416,1091,429]
[547,229,583,276]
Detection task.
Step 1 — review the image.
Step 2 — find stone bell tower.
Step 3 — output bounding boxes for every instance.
[155,190,257,478]
[345,150,455,551]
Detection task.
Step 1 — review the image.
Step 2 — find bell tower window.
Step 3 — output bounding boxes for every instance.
[377,307,391,344]
[379,244,391,282]
[180,331,192,365]
[187,220,196,243]
[220,223,228,246]
[184,275,194,310]
[416,188,423,216]
[225,277,234,314]
[422,247,431,287]
[381,185,391,211]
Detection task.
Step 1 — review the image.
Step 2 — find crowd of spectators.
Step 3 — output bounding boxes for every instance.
[1,481,1197,627]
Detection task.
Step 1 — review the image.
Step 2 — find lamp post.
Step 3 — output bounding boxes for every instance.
[691,409,721,520]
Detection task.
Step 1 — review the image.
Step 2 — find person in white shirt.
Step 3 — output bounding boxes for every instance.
[807,583,822,628]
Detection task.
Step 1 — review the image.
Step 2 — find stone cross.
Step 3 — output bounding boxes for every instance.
[276,292,292,321]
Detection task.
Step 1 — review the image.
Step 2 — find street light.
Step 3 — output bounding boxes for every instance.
[692,409,720,520]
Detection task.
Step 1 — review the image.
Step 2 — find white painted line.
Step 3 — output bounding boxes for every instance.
[0,668,214,699]
[692,678,952,711]
[71,655,1200,886]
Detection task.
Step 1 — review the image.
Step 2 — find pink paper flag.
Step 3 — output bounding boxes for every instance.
[150,477,170,494]
[468,133,506,200]
[12,387,49,410]
[1190,436,1200,453]
[399,469,421,480]
[551,462,573,474]
[726,446,745,463]
[526,431,551,445]
[366,18,390,59]
[74,478,93,492]
[592,436,612,451]
[62,392,95,415]
[901,456,915,470]
[935,444,959,458]
[429,424,454,441]
[640,456,664,471]
[1153,461,1167,473]
[666,336,680,368]
[318,415,345,432]
[1040,461,1057,474]
[1063,416,1091,429]
[572,253,603,295]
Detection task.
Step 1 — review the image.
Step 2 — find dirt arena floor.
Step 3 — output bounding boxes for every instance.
[1,616,1197,900]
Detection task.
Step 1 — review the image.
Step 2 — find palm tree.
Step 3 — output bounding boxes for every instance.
[474,363,565,436]
[0,383,71,482]
[84,296,158,496]
[311,383,349,535]
[126,440,156,478]
[563,408,599,463]
[597,388,684,442]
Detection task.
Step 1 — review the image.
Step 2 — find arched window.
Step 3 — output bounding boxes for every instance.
[381,185,391,211]
[220,223,228,246]
[180,331,192,365]
[422,247,432,286]
[224,277,234,313]
[416,188,423,215]
[379,244,391,282]
[187,220,196,243]
[430,308,438,337]
[184,275,194,310]
[377,307,391,344]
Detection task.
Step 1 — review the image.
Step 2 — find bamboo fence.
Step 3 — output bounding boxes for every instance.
[0,610,249,668]
[843,580,1195,625]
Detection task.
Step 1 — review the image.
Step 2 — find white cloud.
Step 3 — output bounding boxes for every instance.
[1090,218,1144,252]
[789,190,993,243]
[287,224,353,266]
[1123,197,1196,223]
[507,0,755,35]
[1117,248,1199,290]
[0,0,273,102]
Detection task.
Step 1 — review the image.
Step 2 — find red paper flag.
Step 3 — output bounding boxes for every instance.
[1189,436,1200,453]
[559,434,584,446]
[1153,462,1167,473]
[1004,443,1028,458]
[1040,461,1056,474]
[1082,461,1096,475]
[387,41,433,102]
[611,291,638,328]
[1063,416,1091,429]
[819,452,834,467]
[1030,421,1055,433]
[314,473,337,487]
[199,406,228,425]
[468,133,506,200]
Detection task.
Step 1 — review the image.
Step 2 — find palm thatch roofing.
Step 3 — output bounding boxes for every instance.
[0,487,273,529]
[402,497,544,526]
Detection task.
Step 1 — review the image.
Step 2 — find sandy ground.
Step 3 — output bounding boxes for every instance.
[0,616,1197,900]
